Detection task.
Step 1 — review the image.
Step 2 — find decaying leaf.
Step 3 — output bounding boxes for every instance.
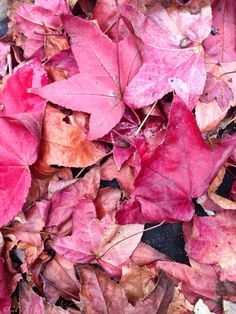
[34,105,106,176]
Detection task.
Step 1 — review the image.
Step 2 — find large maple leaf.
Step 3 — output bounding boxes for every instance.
[54,198,143,277]
[120,1,212,108]
[32,15,141,139]
[117,98,236,223]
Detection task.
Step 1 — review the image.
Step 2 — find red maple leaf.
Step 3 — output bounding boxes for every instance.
[117,98,236,223]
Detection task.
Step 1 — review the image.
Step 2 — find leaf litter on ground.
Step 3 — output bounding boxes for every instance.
[0,0,236,313]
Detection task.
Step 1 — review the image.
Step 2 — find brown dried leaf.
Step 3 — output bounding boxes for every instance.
[119,265,156,304]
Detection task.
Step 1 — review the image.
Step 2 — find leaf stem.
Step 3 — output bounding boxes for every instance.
[135,101,157,136]
[96,221,165,260]
[218,70,236,78]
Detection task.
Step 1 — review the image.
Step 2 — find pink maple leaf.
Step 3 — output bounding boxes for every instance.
[0,60,47,227]
[32,15,141,139]
[120,2,212,108]
[54,198,143,277]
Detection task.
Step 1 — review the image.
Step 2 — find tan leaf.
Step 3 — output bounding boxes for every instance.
[208,167,236,210]
[167,284,194,314]
[34,105,106,176]
[120,265,156,304]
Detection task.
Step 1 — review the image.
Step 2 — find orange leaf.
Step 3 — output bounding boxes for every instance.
[34,105,106,176]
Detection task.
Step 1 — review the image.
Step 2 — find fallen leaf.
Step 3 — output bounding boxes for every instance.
[40,254,80,304]
[33,105,106,176]
[0,115,41,227]
[95,187,122,219]
[117,98,236,223]
[19,280,77,313]
[96,223,144,277]
[204,0,236,63]
[195,100,228,132]
[101,154,141,195]
[183,212,236,282]
[54,198,143,277]
[93,0,132,40]
[45,49,79,82]
[130,242,169,266]
[44,27,70,59]
[119,265,156,304]
[167,284,194,314]
[152,259,220,300]
[207,167,236,210]
[53,199,112,263]
[32,15,141,139]
[120,1,212,108]
[12,0,70,58]
[200,73,233,110]
[77,264,174,314]
[0,59,47,116]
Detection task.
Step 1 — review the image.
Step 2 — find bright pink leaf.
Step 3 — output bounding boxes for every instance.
[183,212,236,282]
[32,15,141,139]
[0,59,47,116]
[0,60,46,227]
[117,98,236,223]
[0,115,41,227]
[204,0,236,63]
[120,2,212,108]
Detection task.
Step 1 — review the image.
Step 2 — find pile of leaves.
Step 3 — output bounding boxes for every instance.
[0,0,236,313]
